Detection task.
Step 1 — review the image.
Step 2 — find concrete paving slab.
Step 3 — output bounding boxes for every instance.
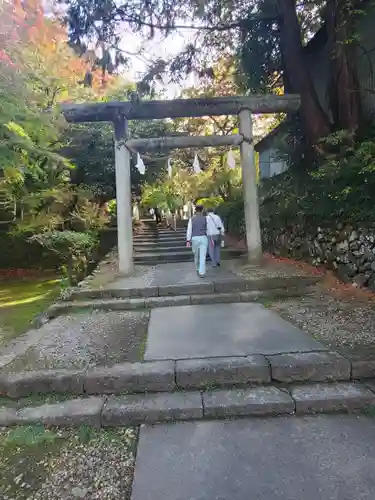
[131,415,375,500]
[145,303,326,360]
[109,261,238,290]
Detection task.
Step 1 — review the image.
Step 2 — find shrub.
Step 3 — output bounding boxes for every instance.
[216,198,245,237]
[29,231,97,285]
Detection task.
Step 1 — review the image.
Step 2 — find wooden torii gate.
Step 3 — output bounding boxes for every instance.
[62,94,300,274]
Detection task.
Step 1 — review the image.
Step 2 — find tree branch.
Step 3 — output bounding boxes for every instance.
[116,12,279,33]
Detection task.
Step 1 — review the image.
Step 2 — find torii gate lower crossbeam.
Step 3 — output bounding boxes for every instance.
[62,94,300,274]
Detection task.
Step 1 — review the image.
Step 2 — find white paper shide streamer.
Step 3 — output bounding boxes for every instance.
[136,153,146,175]
[227,149,236,170]
[167,158,172,178]
[193,153,201,173]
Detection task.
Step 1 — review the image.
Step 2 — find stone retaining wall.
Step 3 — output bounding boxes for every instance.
[263,222,375,290]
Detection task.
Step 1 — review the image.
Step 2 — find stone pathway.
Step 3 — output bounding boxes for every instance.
[132,415,375,500]
[2,223,375,499]
[124,228,375,499]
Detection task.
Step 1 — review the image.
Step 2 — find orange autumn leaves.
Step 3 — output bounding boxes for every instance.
[0,0,112,98]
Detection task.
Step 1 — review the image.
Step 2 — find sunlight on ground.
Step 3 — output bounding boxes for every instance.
[0,277,61,344]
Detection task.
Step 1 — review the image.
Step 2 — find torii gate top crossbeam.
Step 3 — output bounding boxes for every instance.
[61,94,300,123]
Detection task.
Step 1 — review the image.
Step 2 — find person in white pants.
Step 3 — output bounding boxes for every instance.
[186,205,208,277]
[206,208,225,267]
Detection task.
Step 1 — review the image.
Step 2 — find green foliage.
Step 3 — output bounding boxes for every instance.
[29,230,97,284]
[106,199,117,215]
[216,198,245,237]
[196,196,223,209]
[11,183,110,283]
[61,95,174,200]
[30,230,97,256]
[215,128,375,240]
[141,181,182,211]
[260,129,375,229]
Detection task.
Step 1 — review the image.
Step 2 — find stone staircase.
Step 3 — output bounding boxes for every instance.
[133,220,245,265]
[49,274,319,318]
[1,350,375,428]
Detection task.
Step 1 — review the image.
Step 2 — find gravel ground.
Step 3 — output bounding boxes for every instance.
[231,255,320,279]
[2,310,149,373]
[269,286,375,357]
[0,425,136,500]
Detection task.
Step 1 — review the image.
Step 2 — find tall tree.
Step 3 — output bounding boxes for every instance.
[59,0,364,145]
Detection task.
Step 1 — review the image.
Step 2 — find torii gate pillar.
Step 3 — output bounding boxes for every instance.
[239,109,262,263]
[114,116,133,274]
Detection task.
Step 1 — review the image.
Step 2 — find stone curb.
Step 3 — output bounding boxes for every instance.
[102,392,203,426]
[0,397,106,428]
[69,276,320,300]
[266,351,351,383]
[50,287,313,318]
[1,382,375,428]
[202,386,295,418]
[175,355,271,389]
[2,351,375,399]
[84,361,175,394]
[291,382,375,414]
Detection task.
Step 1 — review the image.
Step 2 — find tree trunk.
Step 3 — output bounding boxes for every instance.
[275,0,332,145]
[326,0,361,132]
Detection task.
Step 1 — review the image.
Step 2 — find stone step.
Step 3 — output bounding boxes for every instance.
[70,276,320,300]
[133,238,187,246]
[134,245,188,253]
[134,251,192,264]
[134,240,187,249]
[0,351,363,399]
[1,382,375,428]
[136,229,186,236]
[51,287,314,317]
[133,233,186,240]
[134,249,246,264]
[135,233,186,240]
[157,231,186,237]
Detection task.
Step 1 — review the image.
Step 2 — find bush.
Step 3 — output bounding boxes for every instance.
[0,229,61,269]
[259,130,375,230]
[216,198,245,237]
[29,230,98,285]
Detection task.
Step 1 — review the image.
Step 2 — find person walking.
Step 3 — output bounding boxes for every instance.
[186,205,208,277]
[206,208,225,267]
[154,207,162,225]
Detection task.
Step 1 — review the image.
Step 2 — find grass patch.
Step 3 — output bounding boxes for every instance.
[0,425,67,499]
[360,406,375,417]
[0,424,137,500]
[260,299,274,309]
[0,276,61,343]
[0,392,80,409]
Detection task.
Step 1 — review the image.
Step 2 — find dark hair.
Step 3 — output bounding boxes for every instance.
[195,205,204,213]
[206,207,214,213]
